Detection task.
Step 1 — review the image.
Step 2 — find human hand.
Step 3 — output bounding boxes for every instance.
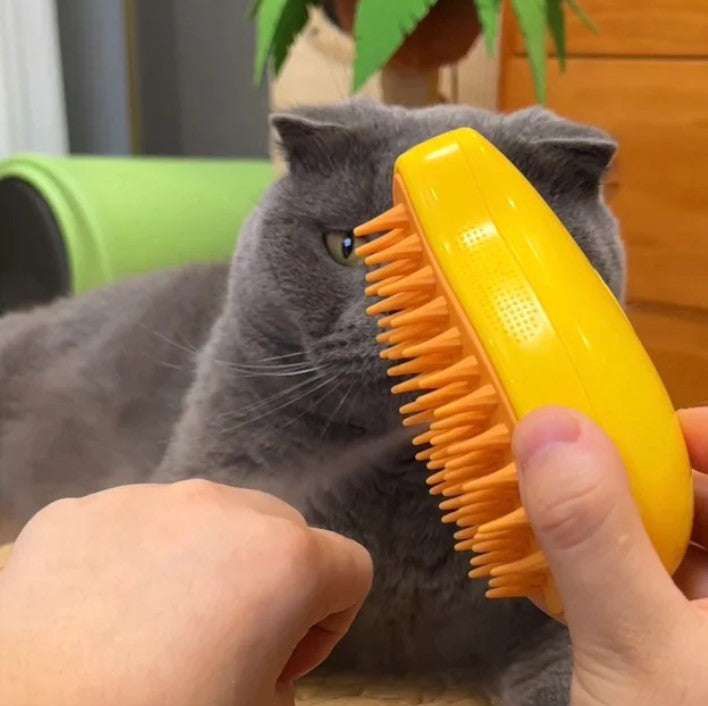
[0,481,372,706]
[513,406,708,706]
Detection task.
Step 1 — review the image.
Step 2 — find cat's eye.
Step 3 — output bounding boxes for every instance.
[324,231,363,267]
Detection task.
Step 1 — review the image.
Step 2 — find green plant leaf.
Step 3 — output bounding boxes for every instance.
[510,0,547,102]
[474,0,503,54]
[352,0,439,92]
[254,0,309,82]
[247,0,264,20]
[254,0,290,80]
[547,0,566,71]
[271,0,310,75]
[567,0,597,32]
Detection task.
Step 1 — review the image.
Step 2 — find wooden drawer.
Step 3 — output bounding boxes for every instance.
[507,0,708,57]
[628,303,708,408]
[501,57,708,312]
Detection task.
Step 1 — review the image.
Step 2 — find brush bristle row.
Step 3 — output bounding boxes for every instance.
[355,205,549,601]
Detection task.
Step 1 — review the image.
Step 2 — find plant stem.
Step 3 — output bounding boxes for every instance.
[380,64,440,106]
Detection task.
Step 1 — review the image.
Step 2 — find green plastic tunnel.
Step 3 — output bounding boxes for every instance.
[0,155,274,313]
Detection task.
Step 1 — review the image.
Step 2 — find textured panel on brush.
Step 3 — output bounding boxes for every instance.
[454,223,543,346]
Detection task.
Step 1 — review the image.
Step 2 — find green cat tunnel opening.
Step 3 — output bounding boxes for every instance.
[0,155,274,314]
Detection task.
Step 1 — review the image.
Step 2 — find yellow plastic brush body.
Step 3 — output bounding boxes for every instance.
[355,127,693,614]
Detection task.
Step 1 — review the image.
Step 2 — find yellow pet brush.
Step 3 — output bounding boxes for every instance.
[354,128,693,615]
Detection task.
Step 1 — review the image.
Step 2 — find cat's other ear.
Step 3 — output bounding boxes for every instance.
[270,113,353,174]
[507,106,617,189]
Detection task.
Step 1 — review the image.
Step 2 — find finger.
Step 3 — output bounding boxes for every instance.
[279,609,355,682]
[673,544,708,600]
[678,407,708,475]
[281,528,373,680]
[307,528,374,618]
[513,407,684,650]
[692,470,708,549]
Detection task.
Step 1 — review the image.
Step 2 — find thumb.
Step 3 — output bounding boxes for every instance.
[513,406,684,653]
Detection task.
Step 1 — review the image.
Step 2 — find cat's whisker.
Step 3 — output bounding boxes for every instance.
[212,351,315,377]
[217,385,320,430]
[216,371,327,421]
[146,327,200,357]
[255,351,308,362]
[227,364,320,378]
[214,357,312,371]
[342,386,362,429]
[246,368,320,378]
[232,361,311,370]
[319,379,357,439]
[156,359,185,371]
[220,371,341,432]
[280,373,348,432]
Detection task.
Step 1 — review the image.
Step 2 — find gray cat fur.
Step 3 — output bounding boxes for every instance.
[0,98,622,705]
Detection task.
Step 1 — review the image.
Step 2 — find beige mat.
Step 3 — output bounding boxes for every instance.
[295,674,489,705]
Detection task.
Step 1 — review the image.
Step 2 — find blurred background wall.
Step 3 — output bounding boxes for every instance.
[55,0,269,157]
[56,0,132,155]
[128,0,270,157]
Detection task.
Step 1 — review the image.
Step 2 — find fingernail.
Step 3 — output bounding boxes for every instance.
[677,407,708,422]
[513,407,582,472]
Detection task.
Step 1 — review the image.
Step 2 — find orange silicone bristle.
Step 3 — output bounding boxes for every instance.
[355,194,553,607]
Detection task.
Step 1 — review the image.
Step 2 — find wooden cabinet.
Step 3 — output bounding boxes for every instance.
[500,0,708,408]
[508,0,708,57]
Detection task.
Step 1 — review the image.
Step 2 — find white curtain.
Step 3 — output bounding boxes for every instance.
[0,0,68,158]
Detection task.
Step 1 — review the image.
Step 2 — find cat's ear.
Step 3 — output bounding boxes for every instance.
[270,113,353,173]
[508,106,617,188]
[535,133,617,185]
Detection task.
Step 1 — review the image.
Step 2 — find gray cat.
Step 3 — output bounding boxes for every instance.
[0,98,623,705]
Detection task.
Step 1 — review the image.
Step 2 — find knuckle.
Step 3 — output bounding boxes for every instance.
[533,475,612,551]
[277,525,322,579]
[239,487,307,526]
[171,477,221,503]
[33,496,79,523]
[20,497,80,540]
